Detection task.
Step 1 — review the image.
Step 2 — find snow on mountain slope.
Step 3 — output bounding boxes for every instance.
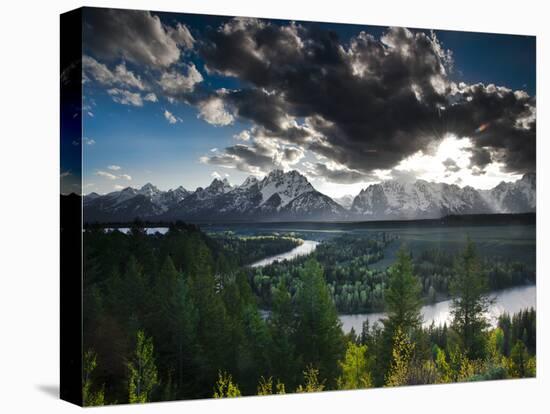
[334,194,354,209]
[258,170,314,207]
[480,173,536,213]
[83,171,535,222]
[164,170,328,220]
[351,174,535,220]
[282,190,346,220]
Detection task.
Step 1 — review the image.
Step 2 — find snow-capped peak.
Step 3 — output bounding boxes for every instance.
[207,178,233,194]
[334,194,354,209]
[258,169,314,207]
[480,173,536,213]
[352,174,535,219]
[83,170,535,223]
[139,183,160,196]
[84,192,100,199]
[240,176,259,189]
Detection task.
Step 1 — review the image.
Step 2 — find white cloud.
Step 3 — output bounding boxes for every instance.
[60,170,71,178]
[387,134,521,189]
[233,130,251,141]
[211,171,222,179]
[159,64,203,95]
[198,97,234,126]
[83,137,96,145]
[83,55,146,90]
[164,109,179,124]
[144,93,158,102]
[83,56,113,84]
[96,169,132,182]
[201,137,305,175]
[113,184,125,191]
[113,62,146,90]
[107,88,143,106]
[169,23,195,49]
[85,9,186,68]
[96,170,117,180]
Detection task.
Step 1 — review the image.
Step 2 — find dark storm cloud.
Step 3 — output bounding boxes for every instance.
[203,144,276,173]
[442,158,460,173]
[201,138,304,174]
[468,146,492,170]
[84,8,194,68]
[199,18,536,180]
[224,89,289,133]
[305,162,373,184]
[444,83,535,174]
[283,147,304,163]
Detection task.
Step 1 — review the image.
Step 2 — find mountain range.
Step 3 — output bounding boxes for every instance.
[83,170,536,223]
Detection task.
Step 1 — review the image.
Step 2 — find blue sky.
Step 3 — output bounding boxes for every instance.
[67,8,536,197]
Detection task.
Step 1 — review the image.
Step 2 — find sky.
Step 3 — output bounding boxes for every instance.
[62,7,536,197]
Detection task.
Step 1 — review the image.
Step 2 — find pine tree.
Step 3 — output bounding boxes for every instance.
[296,366,325,393]
[379,248,421,385]
[268,280,299,388]
[275,380,286,394]
[213,371,241,398]
[450,239,492,360]
[149,256,200,398]
[257,376,273,395]
[187,239,229,386]
[507,340,535,378]
[433,345,452,383]
[295,259,345,387]
[128,330,158,403]
[119,256,147,323]
[487,327,505,364]
[385,327,414,387]
[337,342,372,390]
[383,248,422,335]
[82,350,105,406]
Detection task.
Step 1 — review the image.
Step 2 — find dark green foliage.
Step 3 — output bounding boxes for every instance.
[508,340,535,378]
[267,280,300,388]
[83,225,536,403]
[211,234,301,266]
[414,249,534,301]
[82,350,105,406]
[83,225,260,402]
[294,259,346,388]
[450,239,492,360]
[249,233,393,313]
[378,248,422,385]
[498,308,536,356]
[127,330,158,403]
[248,232,534,314]
[383,248,422,335]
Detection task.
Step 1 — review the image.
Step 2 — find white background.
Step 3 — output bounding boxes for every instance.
[0,0,547,412]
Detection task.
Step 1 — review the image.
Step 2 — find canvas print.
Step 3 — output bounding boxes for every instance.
[60,7,536,406]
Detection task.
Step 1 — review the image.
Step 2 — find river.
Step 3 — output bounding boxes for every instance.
[339,285,536,333]
[101,227,535,331]
[249,240,320,267]
[250,238,535,333]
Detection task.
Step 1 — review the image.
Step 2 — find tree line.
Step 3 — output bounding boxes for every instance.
[248,233,535,313]
[82,224,536,406]
[209,233,301,266]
